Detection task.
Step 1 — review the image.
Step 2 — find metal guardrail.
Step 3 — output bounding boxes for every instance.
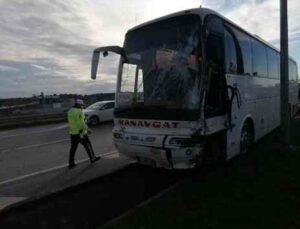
[0,113,67,129]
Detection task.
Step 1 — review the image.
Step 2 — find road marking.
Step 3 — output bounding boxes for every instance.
[0,124,68,139]
[0,149,9,153]
[1,138,69,153]
[15,139,70,150]
[0,151,118,186]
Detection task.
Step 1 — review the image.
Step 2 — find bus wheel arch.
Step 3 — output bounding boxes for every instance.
[240,117,255,154]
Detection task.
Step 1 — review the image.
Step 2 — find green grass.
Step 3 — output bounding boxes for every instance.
[101,120,300,229]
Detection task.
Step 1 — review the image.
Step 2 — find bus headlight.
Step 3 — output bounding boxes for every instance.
[185,149,193,156]
[113,133,123,139]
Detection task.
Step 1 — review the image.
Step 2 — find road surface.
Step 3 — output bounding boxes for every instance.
[0,122,134,210]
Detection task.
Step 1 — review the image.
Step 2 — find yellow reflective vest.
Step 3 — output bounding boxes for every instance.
[67,107,88,135]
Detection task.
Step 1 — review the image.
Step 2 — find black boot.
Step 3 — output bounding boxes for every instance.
[68,163,77,169]
[91,156,101,163]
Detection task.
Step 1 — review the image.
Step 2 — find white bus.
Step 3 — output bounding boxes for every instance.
[91,8,299,169]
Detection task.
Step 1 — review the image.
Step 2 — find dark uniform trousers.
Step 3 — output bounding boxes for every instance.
[69,134,95,166]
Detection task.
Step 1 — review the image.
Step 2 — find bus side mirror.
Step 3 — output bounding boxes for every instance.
[91,46,126,80]
[91,51,100,80]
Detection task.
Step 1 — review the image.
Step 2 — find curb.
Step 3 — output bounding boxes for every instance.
[0,161,134,216]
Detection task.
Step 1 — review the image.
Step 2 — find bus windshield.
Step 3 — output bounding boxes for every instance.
[118,15,201,111]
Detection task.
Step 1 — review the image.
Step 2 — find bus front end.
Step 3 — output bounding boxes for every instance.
[92,13,209,169]
[115,15,204,169]
[113,119,204,169]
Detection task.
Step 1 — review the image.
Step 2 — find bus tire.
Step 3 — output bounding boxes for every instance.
[240,120,254,154]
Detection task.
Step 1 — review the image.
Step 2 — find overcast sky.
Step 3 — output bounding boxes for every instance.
[0,0,299,98]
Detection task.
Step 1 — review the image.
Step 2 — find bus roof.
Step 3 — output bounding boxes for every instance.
[127,7,297,64]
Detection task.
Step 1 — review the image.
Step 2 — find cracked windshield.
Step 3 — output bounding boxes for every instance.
[119,15,201,110]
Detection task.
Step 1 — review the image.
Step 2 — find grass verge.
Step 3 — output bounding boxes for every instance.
[101,120,300,229]
[0,114,66,130]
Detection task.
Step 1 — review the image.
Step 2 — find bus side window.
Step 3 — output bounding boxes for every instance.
[289,61,298,81]
[294,63,299,81]
[224,24,253,76]
[205,16,224,71]
[230,27,252,76]
[204,16,227,117]
[252,39,268,77]
[267,48,279,79]
[289,60,292,81]
[225,28,237,74]
[276,52,280,79]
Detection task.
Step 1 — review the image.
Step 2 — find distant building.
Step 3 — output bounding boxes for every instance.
[38,94,62,110]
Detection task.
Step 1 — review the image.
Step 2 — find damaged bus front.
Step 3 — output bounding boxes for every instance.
[91,9,238,169]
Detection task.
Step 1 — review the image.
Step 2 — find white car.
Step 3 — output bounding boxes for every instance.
[83,100,115,125]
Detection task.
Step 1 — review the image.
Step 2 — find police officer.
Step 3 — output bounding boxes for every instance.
[68,99,100,169]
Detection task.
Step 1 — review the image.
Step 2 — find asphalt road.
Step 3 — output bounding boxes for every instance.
[0,122,116,182]
[0,122,180,228]
[0,121,138,211]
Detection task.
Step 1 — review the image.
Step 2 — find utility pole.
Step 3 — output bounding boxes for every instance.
[280,0,290,148]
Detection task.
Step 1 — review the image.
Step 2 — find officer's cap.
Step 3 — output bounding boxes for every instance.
[75,99,84,105]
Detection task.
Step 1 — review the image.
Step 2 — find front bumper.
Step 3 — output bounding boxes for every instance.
[114,141,203,169]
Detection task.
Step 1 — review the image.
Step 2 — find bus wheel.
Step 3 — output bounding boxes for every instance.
[240,122,254,154]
